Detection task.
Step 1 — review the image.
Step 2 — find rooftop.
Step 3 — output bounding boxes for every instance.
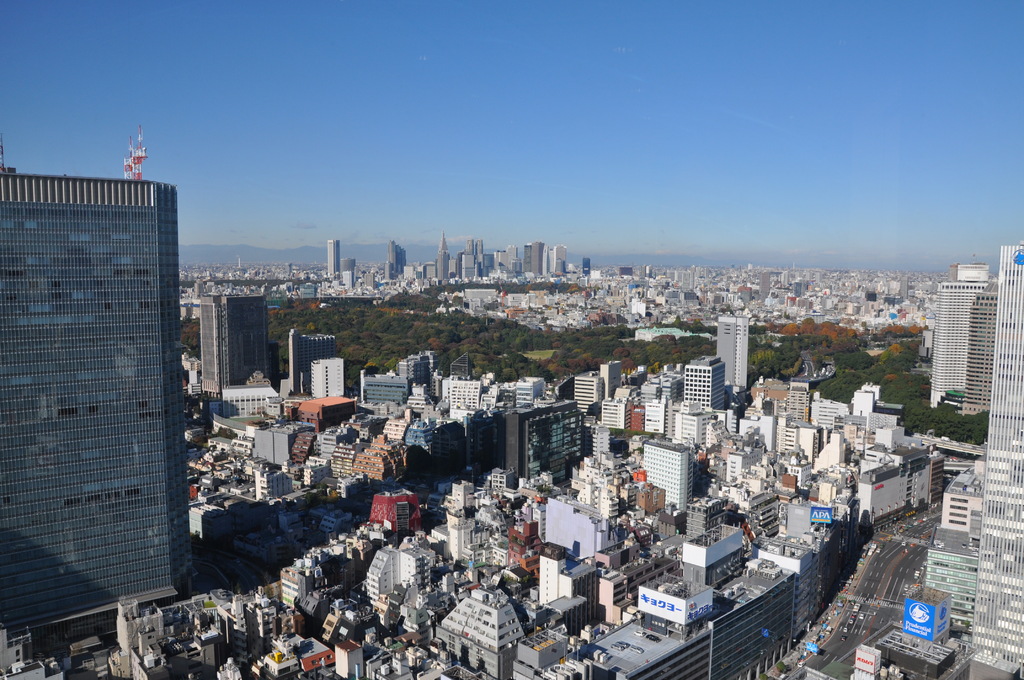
[944,470,983,498]
[930,528,978,558]
[877,627,956,666]
[583,621,704,674]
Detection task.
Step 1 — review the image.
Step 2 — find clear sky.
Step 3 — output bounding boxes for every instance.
[5,1,1023,269]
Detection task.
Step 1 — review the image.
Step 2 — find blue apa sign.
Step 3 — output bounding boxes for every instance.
[810,506,833,524]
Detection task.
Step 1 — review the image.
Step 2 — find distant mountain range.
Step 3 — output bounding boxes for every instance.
[179,242,721,267]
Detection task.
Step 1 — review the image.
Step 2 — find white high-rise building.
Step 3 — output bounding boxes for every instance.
[716,315,750,388]
[327,239,341,279]
[684,356,726,410]
[972,245,1024,666]
[515,377,545,407]
[310,357,346,399]
[574,371,604,412]
[599,361,622,400]
[642,440,695,509]
[930,263,989,406]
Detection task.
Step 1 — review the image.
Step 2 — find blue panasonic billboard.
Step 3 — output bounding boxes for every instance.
[810,506,833,524]
[902,595,951,641]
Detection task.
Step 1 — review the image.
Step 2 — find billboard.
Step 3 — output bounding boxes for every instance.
[810,506,833,524]
[638,585,713,625]
[902,595,951,641]
[854,646,880,674]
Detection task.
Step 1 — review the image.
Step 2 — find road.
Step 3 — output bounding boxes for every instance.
[794,510,939,673]
[192,546,272,593]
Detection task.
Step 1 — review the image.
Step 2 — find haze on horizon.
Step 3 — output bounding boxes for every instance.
[5,2,1023,270]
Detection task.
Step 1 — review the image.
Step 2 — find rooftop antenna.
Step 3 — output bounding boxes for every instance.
[0,133,6,172]
[123,125,148,180]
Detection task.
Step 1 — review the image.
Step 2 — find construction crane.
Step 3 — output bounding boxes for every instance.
[123,125,148,180]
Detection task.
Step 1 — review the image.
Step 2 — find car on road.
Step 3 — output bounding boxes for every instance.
[841,635,848,641]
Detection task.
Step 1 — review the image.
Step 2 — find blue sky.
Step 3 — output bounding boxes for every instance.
[5,1,1023,268]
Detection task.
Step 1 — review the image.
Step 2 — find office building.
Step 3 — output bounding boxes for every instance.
[523,240,545,276]
[450,352,472,379]
[436,232,450,280]
[339,257,356,278]
[200,294,270,395]
[930,263,989,407]
[581,257,591,276]
[599,360,622,401]
[716,315,749,388]
[437,588,525,680]
[286,329,335,396]
[515,377,545,407]
[581,619,712,680]
[573,371,604,413]
[708,563,796,680]
[963,282,998,415]
[759,271,772,300]
[385,239,406,280]
[397,350,439,387]
[925,528,978,628]
[310,357,346,399]
[360,372,410,404]
[327,239,340,278]
[549,244,567,275]
[683,356,726,410]
[973,244,1024,666]
[0,173,190,639]
[643,440,695,509]
[500,401,583,483]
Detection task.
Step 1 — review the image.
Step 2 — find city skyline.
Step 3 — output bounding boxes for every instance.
[4,2,1023,270]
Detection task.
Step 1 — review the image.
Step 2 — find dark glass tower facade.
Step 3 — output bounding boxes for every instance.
[0,174,190,632]
[199,294,269,394]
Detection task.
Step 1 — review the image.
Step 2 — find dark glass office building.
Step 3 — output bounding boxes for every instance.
[0,174,190,638]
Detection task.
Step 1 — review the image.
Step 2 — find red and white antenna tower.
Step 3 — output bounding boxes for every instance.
[123,125,148,180]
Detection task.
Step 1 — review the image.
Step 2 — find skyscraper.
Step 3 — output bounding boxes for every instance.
[0,173,189,637]
[929,263,989,407]
[550,244,567,275]
[524,240,545,275]
[717,315,750,388]
[436,231,450,280]
[972,244,1024,666]
[385,239,406,280]
[684,356,726,410]
[963,282,998,415]
[327,239,341,279]
[759,271,772,300]
[200,294,270,395]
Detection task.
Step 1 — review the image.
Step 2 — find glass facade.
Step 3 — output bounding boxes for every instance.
[526,406,582,483]
[199,294,269,394]
[924,549,978,626]
[0,174,190,629]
